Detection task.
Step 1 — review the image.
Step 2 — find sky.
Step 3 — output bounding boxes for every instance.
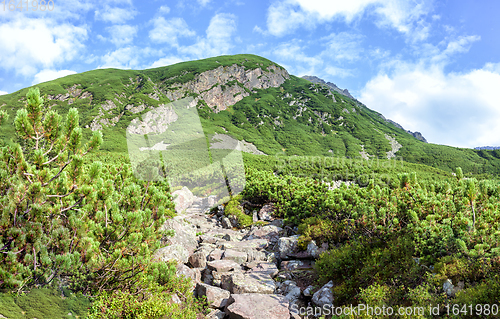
[1,0,499,148]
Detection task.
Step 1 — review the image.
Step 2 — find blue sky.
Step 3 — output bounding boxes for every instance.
[1,0,499,148]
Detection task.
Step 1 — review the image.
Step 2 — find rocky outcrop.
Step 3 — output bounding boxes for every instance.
[385,134,402,159]
[162,64,289,112]
[302,75,353,99]
[379,115,428,143]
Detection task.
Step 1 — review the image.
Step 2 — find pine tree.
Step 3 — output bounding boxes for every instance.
[0,88,173,293]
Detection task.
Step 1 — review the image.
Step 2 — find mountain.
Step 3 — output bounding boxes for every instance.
[301,75,428,143]
[1,54,499,175]
[475,146,500,150]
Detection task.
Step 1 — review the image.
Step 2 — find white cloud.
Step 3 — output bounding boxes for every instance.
[148,56,185,69]
[179,13,237,58]
[32,69,77,85]
[0,91,8,96]
[266,0,433,38]
[197,0,211,6]
[95,5,137,23]
[322,32,364,62]
[0,18,88,76]
[106,24,138,46]
[98,46,161,69]
[360,63,500,148]
[99,47,142,69]
[158,5,170,14]
[149,17,196,47]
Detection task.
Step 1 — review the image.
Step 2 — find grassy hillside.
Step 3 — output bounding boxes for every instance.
[1,54,499,177]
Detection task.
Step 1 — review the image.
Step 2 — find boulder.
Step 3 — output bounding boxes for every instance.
[196,282,231,309]
[221,217,232,229]
[207,260,241,272]
[303,285,314,297]
[244,225,282,241]
[172,186,196,212]
[160,218,198,255]
[246,249,267,262]
[252,210,258,223]
[312,280,334,307]
[220,239,268,251]
[188,249,209,268]
[222,271,275,294]
[258,204,274,221]
[249,262,279,278]
[207,309,226,319]
[280,260,315,271]
[208,249,224,261]
[225,294,290,319]
[277,235,299,259]
[223,249,248,264]
[152,244,189,264]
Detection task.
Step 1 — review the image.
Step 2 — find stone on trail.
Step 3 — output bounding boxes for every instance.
[222,249,248,264]
[196,282,231,309]
[225,293,290,319]
[207,260,241,272]
[312,280,334,307]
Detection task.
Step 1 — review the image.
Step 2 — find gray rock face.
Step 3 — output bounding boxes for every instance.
[164,64,289,112]
[225,293,290,319]
[312,280,334,307]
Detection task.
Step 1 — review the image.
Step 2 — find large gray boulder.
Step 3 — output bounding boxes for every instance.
[172,186,196,212]
[196,282,231,309]
[222,272,275,294]
[160,218,198,256]
[222,249,248,264]
[152,244,189,264]
[312,280,334,307]
[277,235,300,259]
[225,293,290,319]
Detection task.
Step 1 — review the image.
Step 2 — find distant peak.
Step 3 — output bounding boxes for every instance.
[301,75,353,99]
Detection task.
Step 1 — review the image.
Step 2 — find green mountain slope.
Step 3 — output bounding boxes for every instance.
[1,54,499,176]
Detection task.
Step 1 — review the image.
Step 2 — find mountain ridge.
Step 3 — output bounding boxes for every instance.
[0,54,499,175]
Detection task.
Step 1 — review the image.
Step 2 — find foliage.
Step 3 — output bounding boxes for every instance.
[224,194,252,228]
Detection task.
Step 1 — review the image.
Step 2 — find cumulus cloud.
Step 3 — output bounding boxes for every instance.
[322,32,365,62]
[360,62,500,148]
[148,56,185,69]
[99,47,142,69]
[32,69,77,85]
[0,18,88,76]
[179,13,237,58]
[0,91,8,96]
[158,5,170,14]
[95,5,137,23]
[149,17,196,47]
[266,0,433,38]
[106,24,138,46]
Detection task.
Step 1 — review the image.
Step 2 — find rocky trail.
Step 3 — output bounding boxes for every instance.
[155,191,334,319]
